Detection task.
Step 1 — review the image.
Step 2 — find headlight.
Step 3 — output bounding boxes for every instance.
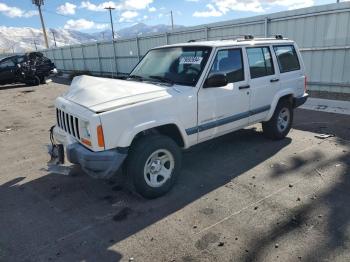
[81,121,91,138]
[80,121,92,146]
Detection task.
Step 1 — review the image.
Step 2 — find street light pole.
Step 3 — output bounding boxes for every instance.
[51,30,57,47]
[104,6,116,39]
[170,10,174,30]
[32,0,49,48]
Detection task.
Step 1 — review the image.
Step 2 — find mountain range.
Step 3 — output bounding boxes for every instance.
[0,23,184,53]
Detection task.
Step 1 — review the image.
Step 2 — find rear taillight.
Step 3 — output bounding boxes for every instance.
[304,76,308,92]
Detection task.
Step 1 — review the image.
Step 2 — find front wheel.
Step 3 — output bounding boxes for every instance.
[126,135,182,199]
[262,99,293,140]
[24,76,40,86]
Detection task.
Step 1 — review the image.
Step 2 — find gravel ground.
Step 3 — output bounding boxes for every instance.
[0,79,349,262]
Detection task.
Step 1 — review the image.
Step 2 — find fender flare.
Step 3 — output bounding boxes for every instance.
[264,89,296,121]
[117,119,189,148]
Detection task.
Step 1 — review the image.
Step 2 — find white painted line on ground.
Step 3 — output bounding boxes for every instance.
[300,98,350,115]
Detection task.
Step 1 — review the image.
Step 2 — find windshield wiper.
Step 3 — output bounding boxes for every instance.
[149,75,174,85]
[127,74,144,81]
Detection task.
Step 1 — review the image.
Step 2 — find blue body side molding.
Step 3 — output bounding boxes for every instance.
[185,105,271,135]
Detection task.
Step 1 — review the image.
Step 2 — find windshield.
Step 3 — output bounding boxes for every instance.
[129,46,212,86]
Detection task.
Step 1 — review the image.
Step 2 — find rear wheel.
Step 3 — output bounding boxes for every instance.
[262,99,293,140]
[126,134,182,199]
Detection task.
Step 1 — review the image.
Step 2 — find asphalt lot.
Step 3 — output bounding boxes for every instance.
[0,80,349,262]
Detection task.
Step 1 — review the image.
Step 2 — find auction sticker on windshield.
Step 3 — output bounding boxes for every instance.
[179,57,203,64]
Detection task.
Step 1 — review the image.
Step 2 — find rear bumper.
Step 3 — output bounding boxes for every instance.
[294,93,309,108]
[66,143,127,179]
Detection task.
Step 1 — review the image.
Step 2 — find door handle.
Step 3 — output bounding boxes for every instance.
[239,84,250,90]
[270,78,279,82]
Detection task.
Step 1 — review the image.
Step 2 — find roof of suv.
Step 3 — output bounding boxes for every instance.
[158,38,295,49]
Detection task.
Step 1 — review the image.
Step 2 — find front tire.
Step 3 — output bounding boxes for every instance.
[126,135,182,199]
[24,76,40,86]
[262,99,293,140]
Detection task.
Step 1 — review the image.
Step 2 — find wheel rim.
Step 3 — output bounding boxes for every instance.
[277,107,290,133]
[143,149,175,188]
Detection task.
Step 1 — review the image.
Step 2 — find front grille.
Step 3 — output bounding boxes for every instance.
[56,108,80,140]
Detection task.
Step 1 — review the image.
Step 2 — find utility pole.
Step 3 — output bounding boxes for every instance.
[33,40,38,51]
[170,10,174,30]
[51,30,57,47]
[104,6,116,39]
[32,0,49,48]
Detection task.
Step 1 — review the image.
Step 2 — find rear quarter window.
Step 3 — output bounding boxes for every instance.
[273,45,300,73]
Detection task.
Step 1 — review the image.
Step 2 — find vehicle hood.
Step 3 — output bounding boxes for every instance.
[63,75,173,113]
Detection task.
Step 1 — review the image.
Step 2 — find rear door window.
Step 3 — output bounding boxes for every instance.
[273,45,300,73]
[246,47,274,79]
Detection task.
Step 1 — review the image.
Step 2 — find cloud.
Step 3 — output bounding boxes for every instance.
[214,0,264,14]
[80,1,121,12]
[57,2,77,15]
[64,18,108,30]
[193,0,314,17]
[148,7,156,12]
[267,0,314,10]
[80,0,153,12]
[119,10,139,22]
[23,10,39,18]
[193,4,222,17]
[124,0,153,10]
[0,3,37,18]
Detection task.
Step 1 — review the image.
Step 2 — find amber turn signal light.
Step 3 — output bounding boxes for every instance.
[97,125,105,148]
[81,138,92,146]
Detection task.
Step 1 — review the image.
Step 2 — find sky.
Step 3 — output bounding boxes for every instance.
[0,0,346,32]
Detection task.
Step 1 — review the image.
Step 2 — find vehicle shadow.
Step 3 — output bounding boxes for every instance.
[51,76,71,86]
[0,83,28,91]
[0,127,291,261]
[241,109,350,261]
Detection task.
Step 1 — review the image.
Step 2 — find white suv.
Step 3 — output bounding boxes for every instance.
[51,36,308,198]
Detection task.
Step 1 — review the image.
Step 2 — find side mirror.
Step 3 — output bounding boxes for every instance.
[204,74,228,88]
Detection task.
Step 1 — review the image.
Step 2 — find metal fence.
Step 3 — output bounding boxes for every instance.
[41,2,350,94]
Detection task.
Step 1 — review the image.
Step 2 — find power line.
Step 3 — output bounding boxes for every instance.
[42,8,109,24]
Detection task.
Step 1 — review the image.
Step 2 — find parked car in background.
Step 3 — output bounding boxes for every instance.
[0,52,57,86]
[51,36,308,198]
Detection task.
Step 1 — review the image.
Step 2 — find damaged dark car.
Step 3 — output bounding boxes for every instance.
[0,52,57,86]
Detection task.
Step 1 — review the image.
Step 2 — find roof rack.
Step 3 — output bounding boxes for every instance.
[187,39,196,43]
[237,35,288,42]
[244,35,254,40]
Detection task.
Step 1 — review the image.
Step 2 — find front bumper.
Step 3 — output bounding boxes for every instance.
[52,126,127,179]
[293,93,309,108]
[66,143,127,179]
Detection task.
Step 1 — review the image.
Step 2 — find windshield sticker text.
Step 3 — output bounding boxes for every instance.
[179,56,203,65]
